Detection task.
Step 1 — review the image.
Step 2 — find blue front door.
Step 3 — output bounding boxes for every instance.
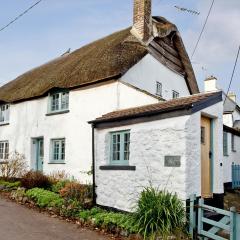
[36,138,44,171]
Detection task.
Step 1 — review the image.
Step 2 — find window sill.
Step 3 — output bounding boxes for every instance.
[48,161,66,164]
[0,122,9,126]
[99,165,136,171]
[46,110,69,116]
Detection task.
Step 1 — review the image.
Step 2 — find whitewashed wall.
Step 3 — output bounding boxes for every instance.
[95,101,223,212]
[186,102,224,196]
[95,115,190,212]
[0,81,158,182]
[223,133,240,183]
[121,54,190,100]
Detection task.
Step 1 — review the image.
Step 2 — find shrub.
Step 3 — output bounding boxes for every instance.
[59,182,92,207]
[0,180,21,189]
[21,171,51,189]
[0,151,27,180]
[132,187,185,239]
[47,170,70,184]
[60,199,82,218]
[51,180,70,193]
[26,188,64,208]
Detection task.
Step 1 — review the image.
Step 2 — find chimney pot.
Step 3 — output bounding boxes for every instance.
[204,76,218,92]
[131,0,152,44]
[228,92,236,102]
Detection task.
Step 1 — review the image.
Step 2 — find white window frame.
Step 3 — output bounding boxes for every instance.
[0,141,9,161]
[50,138,65,163]
[0,104,10,124]
[48,91,69,113]
[172,90,179,99]
[156,82,162,97]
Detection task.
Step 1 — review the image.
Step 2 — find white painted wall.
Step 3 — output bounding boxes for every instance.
[94,101,223,211]
[0,81,158,182]
[121,54,190,100]
[223,113,233,127]
[186,102,224,196]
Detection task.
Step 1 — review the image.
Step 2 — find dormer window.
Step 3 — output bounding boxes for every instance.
[0,104,10,124]
[156,82,162,97]
[172,90,179,99]
[47,91,69,115]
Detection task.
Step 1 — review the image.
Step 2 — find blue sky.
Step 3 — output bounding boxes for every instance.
[0,0,239,100]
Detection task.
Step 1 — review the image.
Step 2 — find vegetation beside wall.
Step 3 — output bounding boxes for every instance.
[0,171,188,240]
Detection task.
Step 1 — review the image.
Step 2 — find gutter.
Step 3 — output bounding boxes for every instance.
[91,123,97,205]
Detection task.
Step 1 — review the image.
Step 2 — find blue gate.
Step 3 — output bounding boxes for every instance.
[232,164,240,189]
[189,195,240,240]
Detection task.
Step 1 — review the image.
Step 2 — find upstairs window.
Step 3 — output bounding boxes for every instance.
[156,82,162,97]
[232,134,236,152]
[0,104,10,124]
[49,91,69,113]
[110,131,130,165]
[51,138,65,162]
[172,90,179,99]
[0,141,9,161]
[223,131,228,156]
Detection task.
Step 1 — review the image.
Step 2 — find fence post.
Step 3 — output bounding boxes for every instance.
[198,198,204,236]
[230,206,236,240]
[189,194,196,238]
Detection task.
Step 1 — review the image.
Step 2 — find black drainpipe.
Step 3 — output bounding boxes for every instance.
[91,123,96,205]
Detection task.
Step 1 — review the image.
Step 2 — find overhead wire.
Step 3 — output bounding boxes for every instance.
[0,0,43,33]
[191,0,215,59]
[224,45,240,104]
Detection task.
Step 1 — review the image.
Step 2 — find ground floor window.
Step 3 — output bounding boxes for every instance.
[51,138,65,162]
[110,131,130,165]
[0,141,9,161]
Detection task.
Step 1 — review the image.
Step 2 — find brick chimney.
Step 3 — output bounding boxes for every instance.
[131,0,152,44]
[204,76,218,92]
[228,92,236,102]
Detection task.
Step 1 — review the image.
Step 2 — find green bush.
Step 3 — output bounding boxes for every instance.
[26,188,64,208]
[0,180,21,189]
[51,180,70,193]
[132,187,185,239]
[21,171,51,189]
[60,199,82,218]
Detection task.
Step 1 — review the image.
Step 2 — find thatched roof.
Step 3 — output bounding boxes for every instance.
[0,17,199,103]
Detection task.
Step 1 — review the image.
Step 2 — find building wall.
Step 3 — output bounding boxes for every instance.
[95,115,190,212]
[186,102,224,195]
[0,81,158,182]
[223,133,240,183]
[94,102,223,212]
[121,54,190,100]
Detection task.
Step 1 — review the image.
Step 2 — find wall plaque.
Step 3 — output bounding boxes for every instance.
[164,156,181,167]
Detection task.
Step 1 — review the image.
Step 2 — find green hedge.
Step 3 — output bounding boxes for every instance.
[26,188,64,208]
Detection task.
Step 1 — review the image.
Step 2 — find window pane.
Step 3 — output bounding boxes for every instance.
[51,94,60,111]
[0,104,9,123]
[223,132,228,156]
[61,92,69,110]
[112,134,120,161]
[0,141,9,160]
[156,82,162,96]
[61,140,65,160]
[201,127,205,144]
[124,133,130,161]
[53,141,60,160]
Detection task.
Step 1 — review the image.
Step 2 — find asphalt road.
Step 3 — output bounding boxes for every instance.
[0,196,110,240]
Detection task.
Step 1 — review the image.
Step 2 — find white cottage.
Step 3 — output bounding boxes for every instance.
[204,76,240,189]
[0,0,199,182]
[90,91,224,211]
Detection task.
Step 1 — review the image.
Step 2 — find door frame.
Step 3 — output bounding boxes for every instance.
[31,137,44,171]
[201,115,215,198]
